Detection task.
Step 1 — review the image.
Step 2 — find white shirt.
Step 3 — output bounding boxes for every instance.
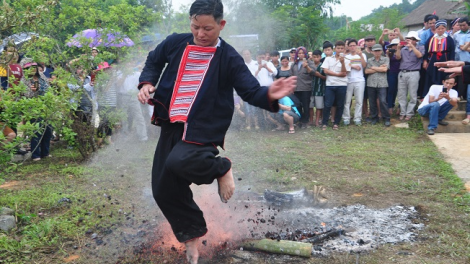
[418,84,458,109]
[345,53,366,83]
[322,56,351,86]
[254,61,277,86]
[245,60,258,76]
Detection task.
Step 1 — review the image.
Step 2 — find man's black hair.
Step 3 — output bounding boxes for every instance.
[426,15,439,22]
[348,38,358,46]
[323,41,333,50]
[189,0,224,22]
[424,14,432,23]
[270,51,280,57]
[335,40,345,47]
[444,74,456,82]
[312,50,322,56]
[460,17,469,24]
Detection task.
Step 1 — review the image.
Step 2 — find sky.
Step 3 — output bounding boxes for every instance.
[170,0,406,21]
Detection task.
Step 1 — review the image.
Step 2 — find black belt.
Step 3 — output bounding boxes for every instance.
[400,69,419,72]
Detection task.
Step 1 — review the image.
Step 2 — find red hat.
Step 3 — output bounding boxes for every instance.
[97,61,112,71]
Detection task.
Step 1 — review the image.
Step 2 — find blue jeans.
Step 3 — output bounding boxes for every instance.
[387,71,399,109]
[322,86,347,125]
[31,120,53,159]
[418,101,454,130]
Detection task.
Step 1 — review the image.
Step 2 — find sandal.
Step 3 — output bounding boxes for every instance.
[404,116,411,121]
[288,129,295,134]
[462,118,470,125]
[322,125,327,131]
[399,115,405,121]
[332,124,339,130]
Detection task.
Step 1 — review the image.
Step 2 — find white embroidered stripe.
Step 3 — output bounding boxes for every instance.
[169,47,216,123]
[170,109,189,115]
[188,53,214,59]
[174,98,194,104]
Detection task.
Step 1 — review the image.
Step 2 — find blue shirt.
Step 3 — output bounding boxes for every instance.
[419,29,433,46]
[459,33,470,62]
[279,96,300,117]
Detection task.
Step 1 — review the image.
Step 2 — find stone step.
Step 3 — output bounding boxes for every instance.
[421,118,470,133]
[444,110,467,121]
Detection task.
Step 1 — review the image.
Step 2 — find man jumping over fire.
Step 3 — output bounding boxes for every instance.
[137,0,297,263]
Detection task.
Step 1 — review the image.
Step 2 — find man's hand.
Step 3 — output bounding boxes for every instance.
[351,65,361,71]
[356,48,363,56]
[434,60,465,68]
[302,60,308,68]
[138,83,156,104]
[267,76,297,101]
[382,28,389,35]
[423,60,428,70]
[438,66,463,78]
[437,92,447,100]
[394,27,401,34]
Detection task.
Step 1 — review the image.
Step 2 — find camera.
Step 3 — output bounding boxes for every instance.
[388,48,396,54]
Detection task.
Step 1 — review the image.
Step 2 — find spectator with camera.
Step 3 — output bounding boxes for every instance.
[343,39,366,126]
[290,46,315,128]
[321,41,351,130]
[418,75,459,135]
[379,28,405,53]
[385,39,401,117]
[395,31,424,121]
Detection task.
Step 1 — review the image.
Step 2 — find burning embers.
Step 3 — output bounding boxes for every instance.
[122,186,424,262]
[248,204,424,256]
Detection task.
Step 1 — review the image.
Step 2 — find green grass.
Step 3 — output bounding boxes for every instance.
[1,122,470,263]
[224,124,470,263]
[0,146,128,263]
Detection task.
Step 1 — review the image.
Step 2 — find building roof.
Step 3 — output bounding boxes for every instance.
[402,0,466,27]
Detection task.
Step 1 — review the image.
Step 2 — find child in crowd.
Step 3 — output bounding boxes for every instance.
[310,50,326,127]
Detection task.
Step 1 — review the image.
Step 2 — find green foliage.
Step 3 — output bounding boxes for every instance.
[0,0,162,168]
[326,7,406,43]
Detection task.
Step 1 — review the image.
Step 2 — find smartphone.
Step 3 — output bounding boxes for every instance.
[34,81,39,90]
[443,87,448,93]
[400,41,407,46]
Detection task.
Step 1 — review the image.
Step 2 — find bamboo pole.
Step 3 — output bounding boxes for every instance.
[241,239,311,258]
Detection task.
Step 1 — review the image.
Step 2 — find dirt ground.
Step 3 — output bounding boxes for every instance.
[428,133,470,190]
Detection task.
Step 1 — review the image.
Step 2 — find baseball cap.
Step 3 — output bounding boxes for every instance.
[364,35,376,41]
[372,44,383,51]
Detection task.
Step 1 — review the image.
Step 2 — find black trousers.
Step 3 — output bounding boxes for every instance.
[294,91,311,124]
[152,122,231,242]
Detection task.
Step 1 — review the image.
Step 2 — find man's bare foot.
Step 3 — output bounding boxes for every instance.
[217,168,235,203]
[185,238,199,264]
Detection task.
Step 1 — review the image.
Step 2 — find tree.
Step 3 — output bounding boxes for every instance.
[0,0,161,164]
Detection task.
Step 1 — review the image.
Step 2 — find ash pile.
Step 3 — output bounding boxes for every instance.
[238,188,425,256]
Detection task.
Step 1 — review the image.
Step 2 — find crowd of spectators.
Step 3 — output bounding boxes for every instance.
[236,14,469,135]
[0,43,151,160]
